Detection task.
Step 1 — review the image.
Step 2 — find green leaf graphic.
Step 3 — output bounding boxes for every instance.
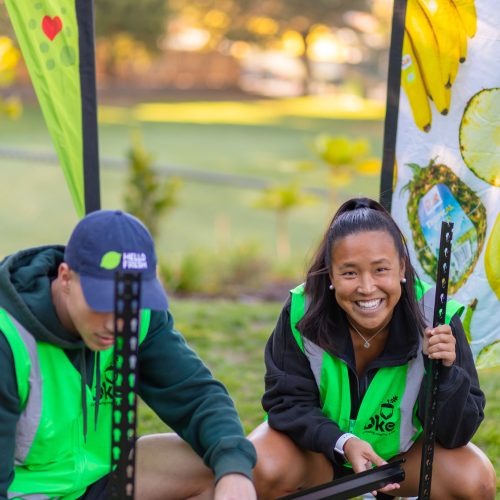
[100,251,122,270]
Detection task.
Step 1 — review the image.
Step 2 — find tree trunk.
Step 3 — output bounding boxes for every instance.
[300,29,314,96]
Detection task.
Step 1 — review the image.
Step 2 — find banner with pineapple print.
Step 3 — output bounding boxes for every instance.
[382,0,499,368]
[4,0,100,217]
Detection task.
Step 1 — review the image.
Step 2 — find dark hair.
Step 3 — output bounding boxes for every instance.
[297,197,426,351]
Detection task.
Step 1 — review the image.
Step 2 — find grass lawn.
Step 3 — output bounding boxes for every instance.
[0,100,383,261]
[137,298,500,495]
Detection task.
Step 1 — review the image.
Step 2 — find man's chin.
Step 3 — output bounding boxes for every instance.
[88,336,115,351]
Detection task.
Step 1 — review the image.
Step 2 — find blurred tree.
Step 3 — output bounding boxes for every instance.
[0,34,22,119]
[94,0,168,76]
[254,181,318,259]
[124,130,182,239]
[94,0,168,48]
[167,0,382,94]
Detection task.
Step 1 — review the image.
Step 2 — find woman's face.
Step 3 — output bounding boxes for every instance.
[330,230,405,333]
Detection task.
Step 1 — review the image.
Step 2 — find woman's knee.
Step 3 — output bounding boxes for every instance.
[249,423,332,499]
[451,443,496,500]
[395,438,496,499]
[249,423,302,496]
[431,442,497,500]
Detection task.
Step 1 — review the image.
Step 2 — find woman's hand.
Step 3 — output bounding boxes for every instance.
[343,438,400,496]
[422,324,456,367]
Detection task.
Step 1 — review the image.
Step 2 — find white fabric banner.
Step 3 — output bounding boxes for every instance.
[392,0,499,367]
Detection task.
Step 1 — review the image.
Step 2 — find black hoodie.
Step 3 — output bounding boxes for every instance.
[262,296,486,466]
[0,246,256,497]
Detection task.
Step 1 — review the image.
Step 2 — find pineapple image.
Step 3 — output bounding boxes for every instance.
[460,88,500,186]
[403,160,487,293]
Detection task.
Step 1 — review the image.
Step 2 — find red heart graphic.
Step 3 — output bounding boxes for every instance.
[42,16,63,41]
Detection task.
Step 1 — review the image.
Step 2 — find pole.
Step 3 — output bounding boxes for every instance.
[108,272,141,499]
[417,221,454,499]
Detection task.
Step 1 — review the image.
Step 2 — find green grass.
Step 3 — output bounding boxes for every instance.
[0,102,383,261]
[137,298,499,494]
[137,298,280,435]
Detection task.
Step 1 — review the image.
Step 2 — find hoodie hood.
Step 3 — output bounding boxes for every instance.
[0,245,105,440]
[0,245,84,350]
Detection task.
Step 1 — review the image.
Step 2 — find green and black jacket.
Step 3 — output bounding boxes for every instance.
[0,246,256,499]
[262,284,485,466]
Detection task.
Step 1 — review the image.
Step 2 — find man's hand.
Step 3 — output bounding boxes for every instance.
[422,324,456,367]
[215,473,257,500]
[344,438,400,496]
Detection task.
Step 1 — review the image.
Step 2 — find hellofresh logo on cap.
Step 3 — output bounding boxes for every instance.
[100,251,149,270]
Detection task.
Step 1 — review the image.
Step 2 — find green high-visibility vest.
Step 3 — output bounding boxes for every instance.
[289,282,463,461]
[1,308,151,500]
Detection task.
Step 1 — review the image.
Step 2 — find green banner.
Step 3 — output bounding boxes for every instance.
[5,0,100,217]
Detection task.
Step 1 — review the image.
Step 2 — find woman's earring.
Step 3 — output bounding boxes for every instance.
[401,278,407,284]
[329,284,334,290]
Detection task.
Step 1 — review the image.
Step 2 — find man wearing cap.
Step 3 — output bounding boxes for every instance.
[0,210,257,499]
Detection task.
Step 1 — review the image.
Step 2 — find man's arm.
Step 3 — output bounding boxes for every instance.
[138,310,256,482]
[215,473,256,500]
[0,332,21,499]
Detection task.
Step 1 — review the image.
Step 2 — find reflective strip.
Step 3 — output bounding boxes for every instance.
[399,337,424,452]
[295,290,324,390]
[302,337,424,455]
[419,288,435,327]
[8,493,54,499]
[302,338,323,389]
[419,286,463,325]
[6,314,43,466]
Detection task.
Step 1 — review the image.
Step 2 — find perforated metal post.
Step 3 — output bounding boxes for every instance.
[108,272,141,499]
[418,221,454,499]
[277,460,406,500]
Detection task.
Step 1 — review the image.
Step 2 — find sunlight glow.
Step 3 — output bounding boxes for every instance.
[282,31,305,57]
[246,16,279,36]
[307,33,343,63]
[230,41,252,59]
[167,27,210,51]
[203,9,230,29]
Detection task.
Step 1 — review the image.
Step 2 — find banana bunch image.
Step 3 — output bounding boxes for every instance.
[401,0,477,132]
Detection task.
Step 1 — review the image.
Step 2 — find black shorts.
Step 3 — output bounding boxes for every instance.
[78,474,109,500]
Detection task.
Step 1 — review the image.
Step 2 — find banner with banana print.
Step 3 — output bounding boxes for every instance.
[4,0,100,217]
[382,0,499,367]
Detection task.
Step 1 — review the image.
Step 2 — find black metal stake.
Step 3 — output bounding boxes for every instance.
[108,272,141,499]
[277,460,405,500]
[418,221,454,499]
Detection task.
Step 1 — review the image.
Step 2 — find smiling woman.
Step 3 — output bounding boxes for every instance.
[330,230,405,350]
[247,197,496,500]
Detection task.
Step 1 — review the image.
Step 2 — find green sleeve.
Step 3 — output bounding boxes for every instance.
[137,310,256,481]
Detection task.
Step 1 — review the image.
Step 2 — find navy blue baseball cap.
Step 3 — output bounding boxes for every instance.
[64,210,168,313]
